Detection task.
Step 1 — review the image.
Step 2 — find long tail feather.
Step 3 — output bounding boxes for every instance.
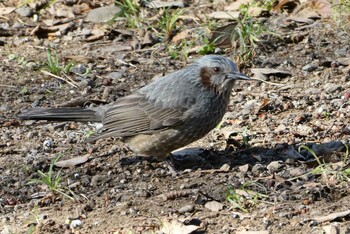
[17,108,101,122]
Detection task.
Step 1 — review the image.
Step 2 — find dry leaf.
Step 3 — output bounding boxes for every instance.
[160,219,199,234]
[236,231,269,234]
[210,23,238,49]
[205,201,224,212]
[0,7,16,15]
[171,29,192,45]
[272,0,300,13]
[251,68,292,78]
[55,155,89,168]
[86,28,105,42]
[312,210,350,223]
[206,11,239,20]
[323,224,339,234]
[225,0,252,11]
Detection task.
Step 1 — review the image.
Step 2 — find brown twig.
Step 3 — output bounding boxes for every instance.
[41,70,79,88]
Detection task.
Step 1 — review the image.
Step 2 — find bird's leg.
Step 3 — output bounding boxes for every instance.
[165,154,179,177]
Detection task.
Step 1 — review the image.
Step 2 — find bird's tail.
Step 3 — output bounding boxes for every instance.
[17,108,101,122]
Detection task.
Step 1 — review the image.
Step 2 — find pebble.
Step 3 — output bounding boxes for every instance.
[302,64,318,72]
[238,164,250,173]
[25,62,38,70]
[324,83,341,93]
[91,175,105,186]
[289,168,305,177]
[71,64,88,75]
[178,204,195,214]
[70,219,82,228]
[251,164,266,175]
[330,98,344,107]
[43,139,53,149]
[16,6,34,17]
[86,5,122,23]
[335,47,348,57]
[267,161,282,173]
[220,163,230,171]
[108,72,123,80]
[305,88,321,95]
[0,104,10,111]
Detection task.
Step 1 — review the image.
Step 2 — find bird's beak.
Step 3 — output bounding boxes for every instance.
[228,72,251,81]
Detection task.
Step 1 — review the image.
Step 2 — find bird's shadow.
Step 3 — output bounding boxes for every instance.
[118,140,347,171]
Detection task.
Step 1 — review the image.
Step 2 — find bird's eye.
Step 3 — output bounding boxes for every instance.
[213,67,220,72]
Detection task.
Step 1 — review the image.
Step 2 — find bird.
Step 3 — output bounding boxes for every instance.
[18,55,251,164]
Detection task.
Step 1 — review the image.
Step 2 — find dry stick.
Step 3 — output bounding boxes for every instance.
[62,72,80,87]
[41,70,79,88]
[0,84,16,88]
[250,77,284,86]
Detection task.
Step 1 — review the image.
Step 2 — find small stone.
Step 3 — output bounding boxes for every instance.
[251,164,265,175]
[323,224,339,234]
[267,161,282,173]
[70,219,82,228]
[16,6,34,17]
[71,64,87,75]
[43,139,53,149]
[129,207,139,214]
[107,72,123,80]
[205,201,224,212]
[344,90,350,100]
[91,175,104,186]
[335,47,348,57]
[324,83,341,93]
[289,168,305,177]
[86,5,122,23]
[0,104,10,111]
[146,1,185,8]
[25,62,38,70]
[220,163,230,171]
[178,204,195,214]
[238,164,250,173]
[305,88,321,95]
[330,99,344,107]
[302,64,318,72]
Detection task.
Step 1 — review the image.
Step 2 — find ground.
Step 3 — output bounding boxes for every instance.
[1,0,350,233]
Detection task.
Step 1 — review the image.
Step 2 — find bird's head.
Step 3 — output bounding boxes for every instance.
[193,55,251,93]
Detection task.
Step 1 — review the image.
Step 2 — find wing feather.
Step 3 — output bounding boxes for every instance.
[89,92,186,141]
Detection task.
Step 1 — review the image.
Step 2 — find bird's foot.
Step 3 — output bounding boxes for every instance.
[165,155,179,177]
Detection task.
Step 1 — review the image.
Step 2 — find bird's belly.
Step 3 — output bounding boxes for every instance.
[126,111,224,160]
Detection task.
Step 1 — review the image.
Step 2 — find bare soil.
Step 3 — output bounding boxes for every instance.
[1,0,350,233]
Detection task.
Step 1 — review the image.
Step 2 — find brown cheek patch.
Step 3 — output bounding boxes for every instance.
[200,67,214,89]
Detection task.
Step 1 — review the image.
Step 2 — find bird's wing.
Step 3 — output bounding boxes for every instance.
[89,92,187,140]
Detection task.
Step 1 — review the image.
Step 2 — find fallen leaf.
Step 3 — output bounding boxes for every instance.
[55,155,89,168]
[86,5,121,23]
[236,231,269,234]
[257,98,270,112]
[160,219,199,234]
[206,11,239,20]
[86,28,105,42]
[171,29,192,45]
[210,23,238,49]
[205,201,224,212]
[323,224,339,234]
[337,57,350,66]
[142,31,156,46]
[146,1,185,9]
[312,210,350,223]
[225,0,251,11]
[0,7,16,15]
[272,0,300,13]
[251,68,292,79]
